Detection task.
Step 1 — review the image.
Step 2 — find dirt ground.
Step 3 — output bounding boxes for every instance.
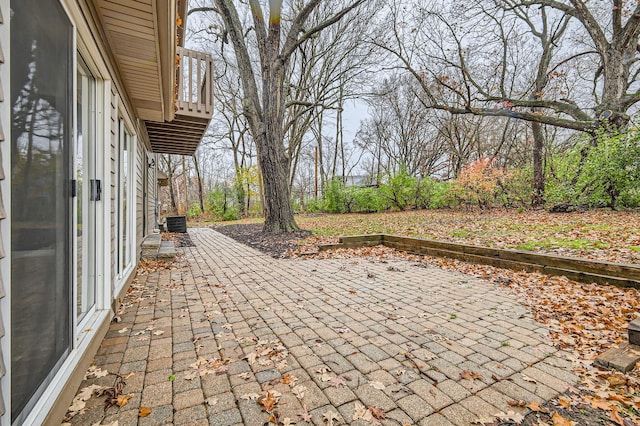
[213,223,312,258]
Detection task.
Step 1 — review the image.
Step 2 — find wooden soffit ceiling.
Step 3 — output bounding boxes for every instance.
[96,0,177,122]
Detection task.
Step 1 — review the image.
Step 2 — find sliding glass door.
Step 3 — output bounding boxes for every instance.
[10,0,73,421]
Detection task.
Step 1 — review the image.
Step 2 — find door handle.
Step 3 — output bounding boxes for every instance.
[90,179,102,201]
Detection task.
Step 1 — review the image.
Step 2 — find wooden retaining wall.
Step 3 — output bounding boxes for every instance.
[318,234,640,289]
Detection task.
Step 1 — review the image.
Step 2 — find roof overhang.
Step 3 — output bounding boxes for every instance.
[95,0,177,122]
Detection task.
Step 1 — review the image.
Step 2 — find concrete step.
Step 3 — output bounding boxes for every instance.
[141,234,161,257]
[157,241,176,261]
[141,234,176,260]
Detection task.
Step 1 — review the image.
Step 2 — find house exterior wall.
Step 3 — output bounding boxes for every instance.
[1,0,167,423]
[0,0,9,423]
[136,135,145,258]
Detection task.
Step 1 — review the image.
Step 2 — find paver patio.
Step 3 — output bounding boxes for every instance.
[66,228,578,425]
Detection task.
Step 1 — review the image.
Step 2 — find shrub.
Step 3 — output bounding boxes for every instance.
[187,203,202,219]
[323,178,348,213]
[304,197,326,213]
[379,171,417,210]
[451,155,507,208]
[415,177,450,209]
[206,186,239,221]
[353,186,387,212]
[546,131,640,209]
[498,167,533,208]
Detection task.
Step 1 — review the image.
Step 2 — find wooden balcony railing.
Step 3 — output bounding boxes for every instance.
[176,46,213,120]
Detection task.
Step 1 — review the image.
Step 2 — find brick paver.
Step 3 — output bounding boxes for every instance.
[65,228,578,425]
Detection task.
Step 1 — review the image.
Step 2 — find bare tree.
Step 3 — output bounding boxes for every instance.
[380,0,640,135]
[202,0,368,232]
[356,75,448,178]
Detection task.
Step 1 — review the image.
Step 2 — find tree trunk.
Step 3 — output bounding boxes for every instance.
[168,168,178,213]
[259,145,298,231]
[193,154,205,213]
[531,121,545,206]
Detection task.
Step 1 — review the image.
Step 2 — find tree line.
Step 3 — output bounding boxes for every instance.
[162,0,640,231]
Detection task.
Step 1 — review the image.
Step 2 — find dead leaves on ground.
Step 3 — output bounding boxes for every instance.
[243,339,290,370]
[507,400,549,413]
[460,370,483,381]
[298,239,640,425]
[290,209,640,265]
[551,411,577,426]
[352,402,386,424]
[184,357,230,380]
[64,372,134,422]
[138,407,152,418]
[257,390,281,413]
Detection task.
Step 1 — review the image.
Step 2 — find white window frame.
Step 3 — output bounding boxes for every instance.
[115,112,137,292]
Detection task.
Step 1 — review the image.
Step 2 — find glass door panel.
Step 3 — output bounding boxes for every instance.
[77,58,97,322]
[10,0,73,421]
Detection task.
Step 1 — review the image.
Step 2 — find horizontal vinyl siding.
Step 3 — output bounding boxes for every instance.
[110,87,118,285]
[148,154,157,233]
[136,140,144,259]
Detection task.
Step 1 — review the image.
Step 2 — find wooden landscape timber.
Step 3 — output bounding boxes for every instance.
[318,234,640,289]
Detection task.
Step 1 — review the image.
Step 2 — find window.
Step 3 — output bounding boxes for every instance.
[76,57,98,322]
[117,119,134,279]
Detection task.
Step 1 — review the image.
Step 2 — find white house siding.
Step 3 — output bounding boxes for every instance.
[148,153,158,233]
[0,0,8,420]
[110,86,118,286]
[136,138,145,260]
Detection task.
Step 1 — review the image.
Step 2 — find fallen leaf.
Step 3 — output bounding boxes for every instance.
[115,393,134,407]
[282,418,295,426]
[529,401,548,412]
[84,365,109,379]
[318,372,333,382]
[322,410,340,426]
[507,400,527,407]
[494,411,525,423]
[245,352,258,365]
[606,375,627,388]
[205,397,218,406]
[241,393,260,400]
[558,396,572,409]
[257,391,278,412]
[292,385,306,399]
[238,372,251,380]
[609,407,624,426]
[590,397,614,411]
[369,381,385,390]
[368,405,386,420]
[67,399,86,413]
[460,370,483,380]
[139,407,152,418]
[329,376,346,388]
[521,374,537,384]
[298,405,312,422]
[551,411,576,426]
[353,402,373,422]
